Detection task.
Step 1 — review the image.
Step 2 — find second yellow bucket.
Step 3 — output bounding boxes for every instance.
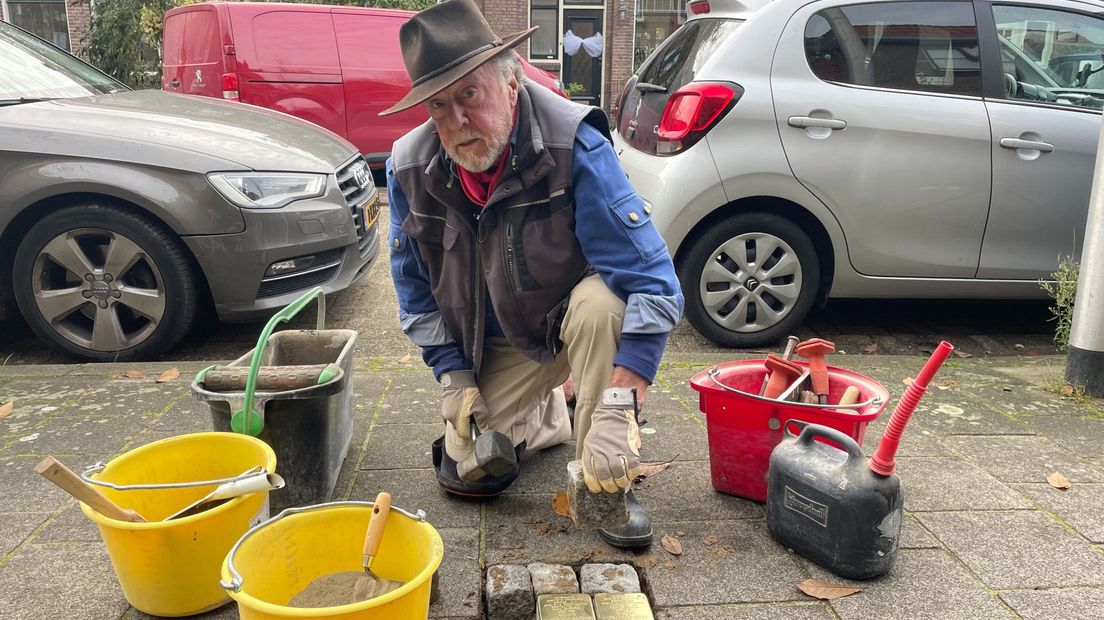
[81,432,277,617]
[222,501,444,619]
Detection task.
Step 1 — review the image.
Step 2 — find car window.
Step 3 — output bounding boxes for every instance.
[249,11,340,73]
[804,1,981,96]
[618,18,743,153]
[993,4,1104,110]
[0,22,125,101]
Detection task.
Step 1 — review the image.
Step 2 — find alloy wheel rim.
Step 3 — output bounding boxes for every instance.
[698,231,803,333]
[30,228,166,352]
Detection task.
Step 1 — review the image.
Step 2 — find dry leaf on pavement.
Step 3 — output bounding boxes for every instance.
[702,535,720,546]
[398,354,413,364]
[660,534,683,556]
[156,368,180,383]
[1047,472,1072,490]
[796,579,862,600]
[0,401,12,419]
[1060,384,1075,396]
[862,343,878,353]
[902,377,913,387]
[551,491,571,518]
[121,370,146,379]
[635,455,678,483]
[1013,343,1025,350]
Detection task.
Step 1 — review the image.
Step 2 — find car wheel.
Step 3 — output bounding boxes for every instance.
[678,212,820,348]
[13,204,198,361]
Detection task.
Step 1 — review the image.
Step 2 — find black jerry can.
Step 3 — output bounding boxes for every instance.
[766,423,902,580]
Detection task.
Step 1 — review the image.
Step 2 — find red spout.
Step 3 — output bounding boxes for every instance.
[868,341,954,477]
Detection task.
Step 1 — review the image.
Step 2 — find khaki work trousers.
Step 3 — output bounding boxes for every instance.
[443,274,625,464]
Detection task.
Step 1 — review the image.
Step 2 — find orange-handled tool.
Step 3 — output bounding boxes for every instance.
[796,338,835,404]
[762,354,803,399]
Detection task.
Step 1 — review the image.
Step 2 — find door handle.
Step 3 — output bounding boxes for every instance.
[999,138,1054,152]
[788,116,847,130]
[170,79,180,88]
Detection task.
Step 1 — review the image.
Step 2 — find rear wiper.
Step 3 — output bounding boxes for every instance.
[0,97,58,107]
[634,81,667,94]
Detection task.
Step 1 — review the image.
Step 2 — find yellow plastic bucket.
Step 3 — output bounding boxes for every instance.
[80,432,277,617]
[222,501,444,619]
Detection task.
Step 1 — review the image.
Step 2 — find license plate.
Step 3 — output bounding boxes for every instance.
[361,195,380,230]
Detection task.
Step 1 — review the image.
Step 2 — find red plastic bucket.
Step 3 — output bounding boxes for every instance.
[690,359,890,503]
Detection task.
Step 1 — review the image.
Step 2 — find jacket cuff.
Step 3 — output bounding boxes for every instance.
[613,332,669,384]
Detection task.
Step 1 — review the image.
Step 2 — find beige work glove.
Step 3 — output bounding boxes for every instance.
[582,387,642,494]
[439,370,484,440]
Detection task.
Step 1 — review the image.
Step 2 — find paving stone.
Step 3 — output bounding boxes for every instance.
[900,514,940,549]
[484,492,638,566]
[0,512,47,556]
[429,528,482,619]
[655,603,832,620]
[862,417,951,457]
[0,455,75,513]
[33,505,101,543]
[643,520,808,606]
[802,548,1013,619]
[905,392,1034,436]
[895,457,1029,511]
[0,378,95,402]
[0,543,129,619]
[527,563,579,595]
[633,460,762,523]
[918,510,1104,589]
[999,586,1104,620]
[967,383,1090,417]
[1012,483,1104,543]
[7,414,140,456]
[350,467,481,528]
[1025,414,1104,458]
[946,435,1102,483]
[123,602,238,619]
[359,423,440,470]
[638,411,711,462]
[510,442,574,494]
[580,563,640,594]
[486,564,534,620]
[0,400,70,437]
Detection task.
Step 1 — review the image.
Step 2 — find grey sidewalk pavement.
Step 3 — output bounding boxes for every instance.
[1,349,1103,619]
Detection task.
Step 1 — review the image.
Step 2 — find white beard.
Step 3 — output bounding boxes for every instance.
[444,116,513,172]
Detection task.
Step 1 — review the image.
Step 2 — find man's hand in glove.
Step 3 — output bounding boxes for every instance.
[439,370,484,439]
[582,385,644,494]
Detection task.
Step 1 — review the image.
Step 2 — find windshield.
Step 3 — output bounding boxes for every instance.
[0,21,127,102]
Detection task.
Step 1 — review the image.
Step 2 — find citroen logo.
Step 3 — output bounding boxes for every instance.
[745,277,761,292]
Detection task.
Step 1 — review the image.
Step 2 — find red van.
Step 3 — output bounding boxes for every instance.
[162,2,563,174]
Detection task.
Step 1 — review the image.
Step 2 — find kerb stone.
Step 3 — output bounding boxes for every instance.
[486,564,534,620]
[580,563,641,594]
[528,562,579,595]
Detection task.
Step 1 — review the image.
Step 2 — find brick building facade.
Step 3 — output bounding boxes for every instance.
[0,0,91,57]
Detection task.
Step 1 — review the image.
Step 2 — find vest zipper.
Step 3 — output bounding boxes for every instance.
[504,221,523,291]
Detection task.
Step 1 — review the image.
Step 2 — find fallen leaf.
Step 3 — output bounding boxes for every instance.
[398,354,413,364]
[660,534,683,556]
[1060,384,1075,396]
[1013,343,1025,350]
[862,343,878,353]
[551,491,571,518]
[121,370,146,379]
[1047,472,1072,490]
[709,545,734,559]
[796,579,862,600]
[702,535,720,546]
[640,427,657,435]
[902,377,914,387]
[634,455,678,483]
[936,384,950,390]
[952,350,973,358]
[156,368,180,383]
[0,401,12,418]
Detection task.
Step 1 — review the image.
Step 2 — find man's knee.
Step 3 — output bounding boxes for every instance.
[564,276,625,339]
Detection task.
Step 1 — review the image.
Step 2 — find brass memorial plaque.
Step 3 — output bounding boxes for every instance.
[536,593,596,619]
[593,592,654,620]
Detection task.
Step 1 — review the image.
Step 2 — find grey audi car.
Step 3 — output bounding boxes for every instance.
[0,21,379,361]
[614,0,1101,348]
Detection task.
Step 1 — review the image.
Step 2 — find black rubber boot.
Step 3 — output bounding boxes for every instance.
[598,489,653,549]
[432,436,524,497]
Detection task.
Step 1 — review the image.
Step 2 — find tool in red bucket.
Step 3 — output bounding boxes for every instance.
[690,359,889,503]
[765,341,954,580]
[796,338,835,404]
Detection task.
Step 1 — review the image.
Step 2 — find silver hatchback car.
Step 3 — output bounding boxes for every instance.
[614,0,1101,347]
[1,22,379,361]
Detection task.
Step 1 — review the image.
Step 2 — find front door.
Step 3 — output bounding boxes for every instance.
[562,9,603,107]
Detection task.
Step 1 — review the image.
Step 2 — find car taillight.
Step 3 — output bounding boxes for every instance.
[657,82,741,156]
[688,0,711,15]
[222,73,239,101]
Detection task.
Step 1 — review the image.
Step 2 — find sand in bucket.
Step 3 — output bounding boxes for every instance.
[289,492,403,608]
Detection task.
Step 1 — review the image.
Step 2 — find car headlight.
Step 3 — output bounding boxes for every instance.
[207,172,327,209]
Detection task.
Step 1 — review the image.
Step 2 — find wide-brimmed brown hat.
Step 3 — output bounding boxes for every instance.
[379,0,536,116]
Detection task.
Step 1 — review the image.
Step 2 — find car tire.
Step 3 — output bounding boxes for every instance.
[678,211,820,348]
[12,203,198,361]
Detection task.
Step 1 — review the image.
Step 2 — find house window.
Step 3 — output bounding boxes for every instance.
[635,0,686,70]
[531,0,559,60]
[6,0,70,51]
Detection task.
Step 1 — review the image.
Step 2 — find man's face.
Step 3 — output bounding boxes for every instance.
[426,61,518,172]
